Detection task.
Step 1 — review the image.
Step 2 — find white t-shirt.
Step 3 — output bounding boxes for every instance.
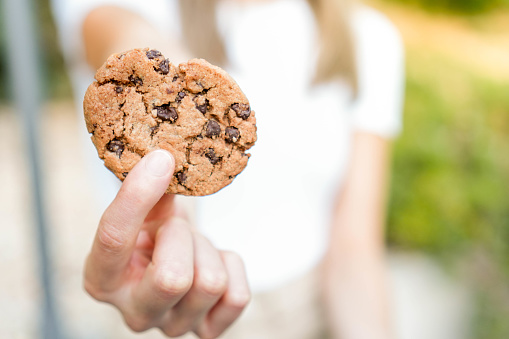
[51,0,404,292]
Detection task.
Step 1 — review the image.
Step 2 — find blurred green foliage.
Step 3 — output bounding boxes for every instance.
[387,50,509,337]
[0,11,7,101]
[0,0,70,103]
[389,0,509,13]
[388,53,509,255]
[38,0,72,100]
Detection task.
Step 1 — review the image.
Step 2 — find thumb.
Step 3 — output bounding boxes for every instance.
[99,149,175,255]
[118,149,175,215]
[87,150,175,289]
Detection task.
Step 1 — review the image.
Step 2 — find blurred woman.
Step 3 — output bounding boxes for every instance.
[51,0,405,338]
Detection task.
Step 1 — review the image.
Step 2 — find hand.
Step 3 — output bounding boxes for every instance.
[84,150,250,338]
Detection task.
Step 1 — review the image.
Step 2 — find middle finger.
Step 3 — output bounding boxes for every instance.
[161,232,228,336]
[131,217,194,317]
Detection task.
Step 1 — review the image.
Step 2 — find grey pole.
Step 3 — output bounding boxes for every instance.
[0,0,66,338]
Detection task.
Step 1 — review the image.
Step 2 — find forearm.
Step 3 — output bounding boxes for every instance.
[322,131,394,339]
[322,216,392,339]
[82,6,189,70]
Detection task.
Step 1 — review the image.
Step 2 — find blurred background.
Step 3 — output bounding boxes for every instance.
[0,0,508,338]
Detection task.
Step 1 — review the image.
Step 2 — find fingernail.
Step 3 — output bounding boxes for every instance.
[145,150,174,177]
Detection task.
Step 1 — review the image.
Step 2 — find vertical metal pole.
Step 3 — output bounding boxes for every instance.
[0,0,66,338]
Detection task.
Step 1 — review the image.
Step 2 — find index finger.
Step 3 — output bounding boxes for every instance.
[85,150,175,290]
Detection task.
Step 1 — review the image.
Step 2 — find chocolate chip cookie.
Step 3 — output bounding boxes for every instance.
[83,48,256,196]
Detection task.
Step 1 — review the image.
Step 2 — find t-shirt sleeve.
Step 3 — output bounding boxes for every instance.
[349,7,405,139]
[50,0,179,66]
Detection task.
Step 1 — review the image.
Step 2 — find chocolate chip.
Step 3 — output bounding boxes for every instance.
[106,139,124,157]
[158,59,170,74]
[129,75,143,86]
[176,91,186,103]
[176,171,187,184]
[196,99,209,114]
[156,105,178,122]
[231,103,251,120]
[225,127,240,143]
[205,120,221,138]
[122,172,129,178]
[146,50,162,59]
[150,126,159,135]
[115,86,123,93]
[205,148,220,164]
[172,76,178,82]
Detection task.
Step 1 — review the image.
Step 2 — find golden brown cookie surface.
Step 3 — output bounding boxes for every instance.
[83,48,256,196]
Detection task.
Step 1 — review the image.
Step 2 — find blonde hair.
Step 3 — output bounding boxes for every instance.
[179,0,357,91]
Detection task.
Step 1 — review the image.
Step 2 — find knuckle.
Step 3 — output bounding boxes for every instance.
[221,251,247,271]
[225,290,251,310]
[97,220,126,254]
[153,270,193,297]
[194,323,224,339]
[83,278,108,302]
[83,280,99,300]
[124,314,151,333]
[198,332,220,339]
[222,250,242,263]
[195,271,228,297]
[196,329,222,339]
[119,183,153,211]
[161,326,190,338]
[123,187,146,208]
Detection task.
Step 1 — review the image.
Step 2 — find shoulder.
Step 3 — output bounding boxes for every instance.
[351,6,404,60]
[51,0,177,29]
[51,0,179,58]
[348,7,406,139]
